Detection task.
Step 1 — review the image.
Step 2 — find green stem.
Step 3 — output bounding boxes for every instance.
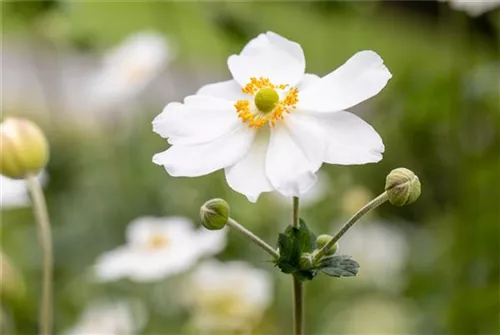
[292,196,304,335]
[26,175,53,335]
[292,196,299,228]
[314,192,389,262]
[293,275,304,335]
[226,218,279,259]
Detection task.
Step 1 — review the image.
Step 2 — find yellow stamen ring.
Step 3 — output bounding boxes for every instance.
[235,77,299,128]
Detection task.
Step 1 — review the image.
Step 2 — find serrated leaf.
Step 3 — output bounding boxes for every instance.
[276,262,296,274]
[320,255,360,278]
[277,232,300,268]
[297,219,315,253]
[276,219,318,280]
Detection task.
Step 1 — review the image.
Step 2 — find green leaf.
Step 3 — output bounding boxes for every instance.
[294,270,316,281]
[296,218,316,253]
[276,232,300,271]
[275,219,318,280]
[320,255,360,278]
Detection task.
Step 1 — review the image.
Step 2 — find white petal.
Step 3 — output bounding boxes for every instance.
[152,95,239,145]
[265,31,305,66]
[195,228,227,255]
[298,51,392,113]
[448,0,500,16]
[126,216,193,246]
[265,115,327,197]
[311,111,384,164]
[94,247,133,282]
[224,139,273,202]
[126,251,195,282]
[296,73,320,91]
[196,79,247,101]
[153,124,256,177]
[228,32,305,87]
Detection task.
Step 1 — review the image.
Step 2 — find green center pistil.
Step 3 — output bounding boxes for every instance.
[254,88,279,114]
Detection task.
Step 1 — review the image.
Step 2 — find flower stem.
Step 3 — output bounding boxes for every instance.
[292,196,304,335]
[293,275,304,335]
[26,175,53,335]
[226,218,279,259]
[292,196,299,228]
[314,191,389,262]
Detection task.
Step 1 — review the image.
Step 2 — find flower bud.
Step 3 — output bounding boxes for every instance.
[315,234,339,255]
[385,168,421,206]
[299,253,314,270]
[0,118,49,179]
[200,198,229,230]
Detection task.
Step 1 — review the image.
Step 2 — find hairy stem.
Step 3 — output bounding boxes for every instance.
[226,218,279,259]
[292,196,299,228]
[292,196,304,335]
[293,275,304,335]
[314,192,389,262]
[27,175,53,335]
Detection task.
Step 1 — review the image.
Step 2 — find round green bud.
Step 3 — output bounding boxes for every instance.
[200,198,230,230]
[316,234,339,255]
[0,117,49,179]
[385,168,421,206]
[299,253,314,270]
[254,88,279,113]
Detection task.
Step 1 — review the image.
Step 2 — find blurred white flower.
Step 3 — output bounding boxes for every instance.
[89,31,172,111]
[445,0,500,16]
[185,260,273,333]
[337,220,408,291]
[64,301,147,335]
[153,31,391,202]
[94,217,226,282]
[0,172,46,209]
[324,296,418,334]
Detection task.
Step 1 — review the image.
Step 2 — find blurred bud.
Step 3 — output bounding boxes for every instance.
[385,168,421,206]
[0,251,26,302]
[200,198,229,230]
[299,253,314,270]
[0,118,49,179]
[316,234,339,255]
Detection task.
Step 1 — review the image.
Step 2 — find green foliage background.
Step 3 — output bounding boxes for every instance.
[1,1,499,334]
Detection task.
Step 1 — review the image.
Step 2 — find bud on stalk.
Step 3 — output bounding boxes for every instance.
[385,168,421,206]
[200,198,230,230]
[315,234,339,255]
[0,118,49,179]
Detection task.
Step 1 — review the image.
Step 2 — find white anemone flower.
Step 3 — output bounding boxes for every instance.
[185,260,273,333]
[94,217,226,282]
[1,172,46,209]
[64,301,147,335]
[90,31,172,111]
[153,31,391,202]
[444,0,500,16]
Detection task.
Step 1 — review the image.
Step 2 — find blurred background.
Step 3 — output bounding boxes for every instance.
[1,1,499,334]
